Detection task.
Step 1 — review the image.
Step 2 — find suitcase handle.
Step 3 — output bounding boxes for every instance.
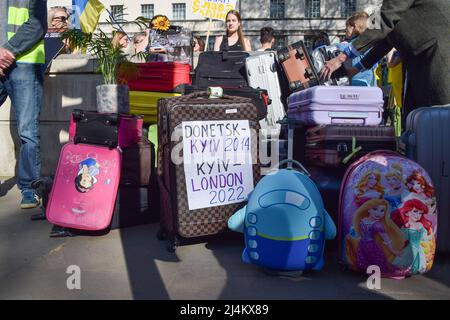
[72,109,120,125]
[74,136,117,149]
[328,112,369,123]
[183,90,247,102]
[277,159,310,176]
[139,74,164,80]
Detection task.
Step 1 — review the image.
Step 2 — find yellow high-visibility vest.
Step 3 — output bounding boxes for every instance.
[7,5,45,63]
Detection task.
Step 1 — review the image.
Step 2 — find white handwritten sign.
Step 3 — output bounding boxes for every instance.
[192,0,238,21]
[182,120,254,210]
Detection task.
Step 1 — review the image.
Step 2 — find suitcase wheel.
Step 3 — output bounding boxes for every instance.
[105,116,119,126]
[72,109,84,122]
[304,68,314,79]
[277,49,290,63]
[156,229,168,241]
[339,262,348,272]
[296,48,305,60]
[289,81,301,91]
[167,238,179,253]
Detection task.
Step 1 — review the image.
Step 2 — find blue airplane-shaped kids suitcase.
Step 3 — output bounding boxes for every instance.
[228,160,336,272]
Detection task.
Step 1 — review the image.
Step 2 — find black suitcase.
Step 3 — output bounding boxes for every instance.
[110,175,160,229]
[120,137,154,187]
[193,37,249,88]
[71,109,119,148]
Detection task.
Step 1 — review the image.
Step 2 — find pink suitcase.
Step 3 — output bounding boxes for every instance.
[338,150,438,278]
[46,143,121,231]
[287,86,383,126]
[68,111,143,148]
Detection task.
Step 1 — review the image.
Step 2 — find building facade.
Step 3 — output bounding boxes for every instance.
[47,0,382,50]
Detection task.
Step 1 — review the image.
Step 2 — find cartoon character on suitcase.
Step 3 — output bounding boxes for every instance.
[46,143,121,231]
[339,151,437,278]
[75,158,100,193]
[228,164,336,272]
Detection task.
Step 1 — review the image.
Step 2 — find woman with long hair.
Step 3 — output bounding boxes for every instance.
[391,199,434,273]
[384,163,405,211]
[111,31,130,50]
[403,170,436,214]
[345,199,407,276]
[213,10,251,52]
[354,170,385,206]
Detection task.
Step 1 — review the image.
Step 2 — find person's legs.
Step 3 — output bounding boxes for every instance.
[403,43,450,127]
[4,63,44,208]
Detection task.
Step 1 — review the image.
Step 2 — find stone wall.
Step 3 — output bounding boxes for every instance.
[0,55,103,177]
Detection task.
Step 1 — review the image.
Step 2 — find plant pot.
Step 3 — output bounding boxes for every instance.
[96,84,130,114]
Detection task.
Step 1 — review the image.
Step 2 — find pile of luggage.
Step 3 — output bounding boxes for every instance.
[35,33,449,279]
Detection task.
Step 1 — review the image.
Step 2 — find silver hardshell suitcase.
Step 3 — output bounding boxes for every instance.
[246,51,287,137]
[404,105,450,253]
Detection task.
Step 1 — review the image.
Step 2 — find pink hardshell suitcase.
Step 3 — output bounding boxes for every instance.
[287,86,383,126]
[338,150,438,278]
[46,143,121,231]
[68,112,143,148]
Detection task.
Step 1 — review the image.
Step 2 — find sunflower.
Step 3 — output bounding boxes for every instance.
[151,15,170,32]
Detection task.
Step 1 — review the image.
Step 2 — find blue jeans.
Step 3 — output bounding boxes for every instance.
[0,63,44,192]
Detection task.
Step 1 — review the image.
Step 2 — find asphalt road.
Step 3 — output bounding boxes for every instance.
[0,182,449,300]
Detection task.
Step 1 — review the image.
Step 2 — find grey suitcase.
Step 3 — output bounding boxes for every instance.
[404,105,450,253]
[245,51,287,137]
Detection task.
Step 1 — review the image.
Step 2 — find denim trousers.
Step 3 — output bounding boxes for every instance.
[0,63,44,192]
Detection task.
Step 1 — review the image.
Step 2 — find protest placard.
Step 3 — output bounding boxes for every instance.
[192,0,238,21]
[182,120,254,211]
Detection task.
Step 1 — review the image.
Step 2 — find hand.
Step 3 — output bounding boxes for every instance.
[0,48,15,70]
[320,54,346,81]
[0,67,4,77]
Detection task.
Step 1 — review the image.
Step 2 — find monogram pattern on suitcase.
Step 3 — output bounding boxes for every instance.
[158,93,261,238]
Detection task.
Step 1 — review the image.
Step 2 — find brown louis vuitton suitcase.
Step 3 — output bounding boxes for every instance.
[277,40,321,92]
[305,125,397,167]
[157,91,261,252]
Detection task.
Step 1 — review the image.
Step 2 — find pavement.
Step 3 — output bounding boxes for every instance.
[1,178,449,300]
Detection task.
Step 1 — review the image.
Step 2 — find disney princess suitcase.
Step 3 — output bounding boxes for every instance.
[245,51,288,137]
[288,86,384,126]
[338,150,438,278]
[46,143,121,231]
[404,105,450,253]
